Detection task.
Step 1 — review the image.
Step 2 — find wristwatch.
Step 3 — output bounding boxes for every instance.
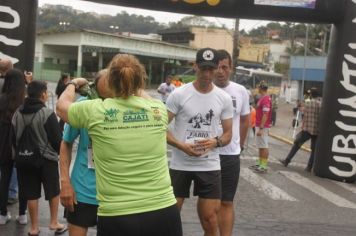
[215,136,223,147]
[67,81,79,90]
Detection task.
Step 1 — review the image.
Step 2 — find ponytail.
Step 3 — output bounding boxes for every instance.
[108,54,146,98]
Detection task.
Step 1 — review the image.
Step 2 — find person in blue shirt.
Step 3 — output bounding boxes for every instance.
[59,70,111,236]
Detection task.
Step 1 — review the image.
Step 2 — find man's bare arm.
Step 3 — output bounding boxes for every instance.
[240,114,250,148]
[59,141,77,212]
[220,117,233,146]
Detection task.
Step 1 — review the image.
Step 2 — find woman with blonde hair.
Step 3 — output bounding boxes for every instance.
[57,54,182,236]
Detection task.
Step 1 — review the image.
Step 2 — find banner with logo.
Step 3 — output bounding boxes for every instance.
[0,0,37,71]
[254,0,316,9]
[88,0,339,22]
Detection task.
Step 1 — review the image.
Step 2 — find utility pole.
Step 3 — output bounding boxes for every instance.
[301,24,309,100]
[232,18,240,72]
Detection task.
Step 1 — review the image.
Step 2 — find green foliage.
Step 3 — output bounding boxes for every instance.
[37,4,165,34]
[180,75,196,83]
[249,26,268,38]
[274,62,289,76]
[247,22,331,56]
[37,5,223,34]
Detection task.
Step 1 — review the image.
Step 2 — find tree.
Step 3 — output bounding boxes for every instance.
[274,62,289,76]
[37,5,165,34]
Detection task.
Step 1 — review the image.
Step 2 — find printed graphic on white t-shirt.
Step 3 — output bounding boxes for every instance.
[184,109,216,157]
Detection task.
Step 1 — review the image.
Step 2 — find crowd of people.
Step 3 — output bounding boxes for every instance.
[0,47,321,236]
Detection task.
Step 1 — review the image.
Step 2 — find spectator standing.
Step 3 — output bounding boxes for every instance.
[7,170,18,204]
[56,54,182,236]
[213,50,250,236]
[0,58,13,92]
[12,81,66,236]
[55,73,71,99]
[166,48,233,236]
[0,69,27,225]
[0,59,20,205]
[280,87,321,172]
[157,75,176,103]
[56,73,71,131]
[249,82,272,173]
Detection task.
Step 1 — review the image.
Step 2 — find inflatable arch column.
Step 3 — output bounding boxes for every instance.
[0,0,37,71]
[314,0,356,183]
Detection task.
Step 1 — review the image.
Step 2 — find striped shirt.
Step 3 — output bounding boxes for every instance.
[302,98,321,135]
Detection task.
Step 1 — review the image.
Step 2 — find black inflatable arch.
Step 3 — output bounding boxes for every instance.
[1,0,355,182]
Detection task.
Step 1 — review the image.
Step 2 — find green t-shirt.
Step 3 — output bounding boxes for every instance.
[68,96,176,216]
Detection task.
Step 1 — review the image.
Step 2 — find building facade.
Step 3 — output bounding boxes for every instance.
[34,29,196,85]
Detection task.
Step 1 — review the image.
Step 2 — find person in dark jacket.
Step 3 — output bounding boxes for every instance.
[0,69,27,225]
[55,73,71,99]
[55,73,71,131]
[12,80,67,236]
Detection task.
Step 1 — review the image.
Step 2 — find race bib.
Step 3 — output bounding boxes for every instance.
[185,131,210,158]
[87,139,95,169]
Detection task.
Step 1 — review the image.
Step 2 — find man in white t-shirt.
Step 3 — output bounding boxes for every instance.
[166,48,233,236]
[157,75,175,103]
[214,50,250,236]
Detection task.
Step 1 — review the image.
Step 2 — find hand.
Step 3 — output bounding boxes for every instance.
[60,180,77,212]
[181,143,202,157]
[257,129,263,136]
[24,71,33,84]
[195,138,217,152]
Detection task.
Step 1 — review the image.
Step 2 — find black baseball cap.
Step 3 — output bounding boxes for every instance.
[196,48,219,69]
[258,81,268,90]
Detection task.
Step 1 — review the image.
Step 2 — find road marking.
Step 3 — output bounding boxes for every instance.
[244,145,305,168]
[241,154,305,168]
[334,181,356,194]
[240,168,298,201]
[280,171,356,209]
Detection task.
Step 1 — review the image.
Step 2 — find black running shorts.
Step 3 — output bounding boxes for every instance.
[17,159,60,201]
[66,201,98,228]
[220,154,240,201]
[97,204,182,236]
[169,169,221,199]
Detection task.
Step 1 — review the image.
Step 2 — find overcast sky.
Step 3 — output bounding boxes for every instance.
[38,0,270,32]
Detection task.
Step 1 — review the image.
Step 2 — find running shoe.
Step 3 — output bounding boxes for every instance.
[253,166,268,174]
[279,159,289,167]
[248,164,259,170]
[0,213,11,225]
[16,214,27,225]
